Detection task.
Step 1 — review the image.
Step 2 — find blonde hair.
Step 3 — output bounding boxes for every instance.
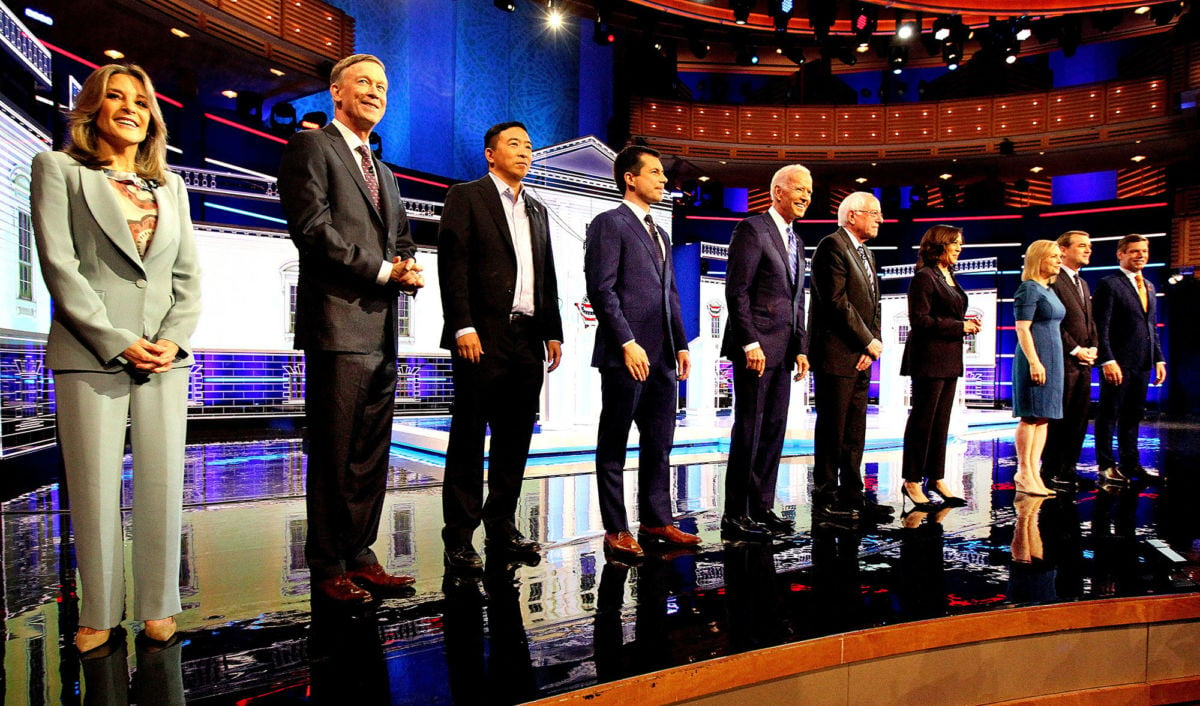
[1021,240,1059,283]
[65,64,168,182]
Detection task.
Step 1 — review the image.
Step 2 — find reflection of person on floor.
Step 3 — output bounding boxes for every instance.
[78,626,187,705]
[1008,494,1057,604]
[722,543,790,649]
[440,561,535,705]
[1038,496,1085,600]
[1091,485,1140,598]
[32,64,201,652]
[1011,241,1066,498]
[593,556,697,682]
[1093,234,1166,486]
[309,601,389,704]
[897,507,951,621]
[809,525,864,634]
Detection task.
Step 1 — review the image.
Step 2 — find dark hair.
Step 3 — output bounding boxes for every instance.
[484,121,528,150]
[612,145,660,194]
[1116,233,1148,253]
[915,225,963,270]
[1056,230,1089,248]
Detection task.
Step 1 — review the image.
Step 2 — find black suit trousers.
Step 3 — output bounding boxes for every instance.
[1042,362,1092,478]
[303,349,396,579]
[595,361,677,533]
[442,320,544,547]
[725,362,791,517]
[1094,369,1149,471]
[812,370,869,505]
[901,376,958,483]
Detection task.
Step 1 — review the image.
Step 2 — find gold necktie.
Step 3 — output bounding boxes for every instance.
[1135,273,1148,312]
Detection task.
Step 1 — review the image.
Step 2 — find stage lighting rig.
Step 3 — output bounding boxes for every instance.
[808,0,836,42]
[493,0,515,12]
[889,45,908,73]
[732,0,753,25]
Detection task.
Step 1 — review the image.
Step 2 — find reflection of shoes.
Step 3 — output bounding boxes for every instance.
[638,524,701,546]
[752,510,795,536]
[75,626,113,654]
[862,501,896,521]
[348,563,416,590]
[1014,479,1050,496]
[485,530,542,555]
[444,545,484,571]
[314,575,373,604]
[1098,466,1129,485]
[813,503,859,521]
[603,531,644,558]
[644,544,700,561]
[902,484,938,510]
[720,515,771,542]
[142,616,177,644]
[1047,476,1078,492]
[442,574,488,603]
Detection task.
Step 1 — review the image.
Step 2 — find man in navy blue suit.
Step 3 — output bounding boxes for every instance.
[585,145,698,559]
[720,164,812,541]
[1093,234,1166,485]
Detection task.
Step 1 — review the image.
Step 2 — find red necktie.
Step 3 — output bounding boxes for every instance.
[357,145,380,211]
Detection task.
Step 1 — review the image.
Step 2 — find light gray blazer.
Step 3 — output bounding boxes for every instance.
[30,150,201,372]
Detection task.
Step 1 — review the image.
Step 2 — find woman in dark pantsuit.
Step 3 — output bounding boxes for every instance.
[31,65,201,653]
[900,226,980,508]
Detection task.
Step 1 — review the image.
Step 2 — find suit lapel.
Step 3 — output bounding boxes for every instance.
[80,166,145,272]
[841,228,876,303]
[480,177,517,262]
[142,177,177,264]
[619,204,663,281]
[324,125,383,225]
[762,213,795,291]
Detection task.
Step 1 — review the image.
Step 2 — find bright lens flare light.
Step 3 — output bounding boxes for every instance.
[547,9,564,29]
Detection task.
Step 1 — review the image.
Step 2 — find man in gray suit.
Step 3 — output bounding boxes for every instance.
[279,54,423,603]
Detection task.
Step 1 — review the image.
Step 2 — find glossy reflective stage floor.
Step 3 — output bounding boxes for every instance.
[3,421,1199,705]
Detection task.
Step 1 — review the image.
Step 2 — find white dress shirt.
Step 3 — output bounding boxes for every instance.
[330,118,392,286]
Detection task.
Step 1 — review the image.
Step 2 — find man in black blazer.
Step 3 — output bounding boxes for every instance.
[438,121,564,570]
[279,54,423,603]
[807,192,891,523]
[1042,230,1099,491]
[585,145,697,559]
[720,164,812,541]
[1093,234,1166,484]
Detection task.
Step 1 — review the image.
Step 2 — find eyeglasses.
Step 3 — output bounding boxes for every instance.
[852,209,883,218]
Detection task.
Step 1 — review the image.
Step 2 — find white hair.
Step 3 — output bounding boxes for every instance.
[770,164,811,193]
[837,191,879,226]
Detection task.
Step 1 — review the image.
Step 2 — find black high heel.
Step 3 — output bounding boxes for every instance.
[901,483,939,511]
[926,484,967,508]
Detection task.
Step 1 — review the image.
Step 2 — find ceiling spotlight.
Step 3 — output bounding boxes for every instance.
[698,175,711,182]
[856,41,871,53]
[170,27,189,38]
[933,16,951,41]
[1030,166,1044,172]
[897,19,916,40]
[1134,5,1151,14]
[942,41,961,65]
[889,45,908,73]
[269,68,285,77]
[851,2,877,42]
[1149,2,1181,26]
[493,0,515,12]
[771,0,793,31]
[1014,16,1032,41]
[593,21,615,45]
[855,177,868,184]
[221,89,238,99]
[782,44,806,65]
[735,42,760,66]
[808,0,836,42]
[546,9,565,29]
[939,173,952,180]
[103,49,124,60]
[732,0,752,25]
[1131,155,1147,162]
[688,36,711,58]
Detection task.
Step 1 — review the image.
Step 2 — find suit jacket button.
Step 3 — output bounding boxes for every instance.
[136,279,147,288]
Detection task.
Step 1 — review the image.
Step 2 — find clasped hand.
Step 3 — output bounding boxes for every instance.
[122,338,179,374]
[390,257,424,290]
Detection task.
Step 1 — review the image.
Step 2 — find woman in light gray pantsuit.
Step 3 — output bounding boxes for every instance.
[30,64,201,653]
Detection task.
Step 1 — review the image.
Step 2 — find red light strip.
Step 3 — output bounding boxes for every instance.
[204,113,288,144]
[1039,202,1169,217]
[912,214,1022,222]
[391,171,449,189]
[42,42,184,108]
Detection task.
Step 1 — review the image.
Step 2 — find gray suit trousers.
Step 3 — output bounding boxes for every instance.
[56,366,188,629]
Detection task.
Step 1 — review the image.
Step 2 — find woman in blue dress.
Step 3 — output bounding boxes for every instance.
[1012,240,1065,496]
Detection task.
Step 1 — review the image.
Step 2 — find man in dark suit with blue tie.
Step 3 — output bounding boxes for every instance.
[1042,230,1098,491]
[438,122,564,571]
[720,164,813,541]
[807,192,892,524]
[279,54,424,602]
[1093,234,1166,485]
[585,145,699,559]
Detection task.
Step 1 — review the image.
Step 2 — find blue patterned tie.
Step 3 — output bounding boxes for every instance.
[786,225,799,288]
[857,244,874,295]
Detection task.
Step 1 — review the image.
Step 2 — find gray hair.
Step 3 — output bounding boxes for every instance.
[837,191,879,226]
[770,164,811,193]
[330,53,385,86]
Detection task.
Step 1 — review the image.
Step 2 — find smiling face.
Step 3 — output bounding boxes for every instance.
[94,72,150,155]
[941,233,964,267]
[1059,233,1092,270]
[773,170,813,223]
[1118,239,1149,272]
[845,196,883,241]
[331,59,387,135]
[1041,248,1063,279]
[486,126,533,187]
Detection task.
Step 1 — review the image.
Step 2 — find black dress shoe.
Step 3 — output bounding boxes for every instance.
[813,502,859,521]
[1098,466,1129,485]
[485,530,541,555]
[444,544,484,571]
[1046,475,1078,492]
[752,510,795,536]
[720,515,771,542]
[862,501,895,518]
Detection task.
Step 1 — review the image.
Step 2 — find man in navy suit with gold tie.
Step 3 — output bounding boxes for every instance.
[585,145,699,559]
[720,164,812,541]
[279,54,424,603]
[1093,234,1166,485]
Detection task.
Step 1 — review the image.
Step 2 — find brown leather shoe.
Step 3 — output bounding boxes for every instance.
[347,562,415,589]
[603,530,644,558]
[638,524,702,546]
[315,574,373,603]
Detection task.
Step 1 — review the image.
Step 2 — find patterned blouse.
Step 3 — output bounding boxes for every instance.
[102,168,158,258]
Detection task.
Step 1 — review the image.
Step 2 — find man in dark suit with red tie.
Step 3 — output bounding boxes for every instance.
[1093,234,1166,485]
[279,54,424,602]
[807,192,892,524]
[720,164,812,541]
[1042,230,1099,491]
[585,145,698,559]
[438,122,564,571]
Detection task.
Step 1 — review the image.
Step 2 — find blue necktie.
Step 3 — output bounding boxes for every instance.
[786,226,799,288]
